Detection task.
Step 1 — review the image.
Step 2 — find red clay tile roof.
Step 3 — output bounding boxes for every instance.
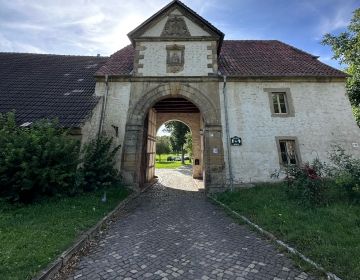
[96,45,134,76]
[96,40,346,78]
[0,53,107,127]
[219,40,346,77]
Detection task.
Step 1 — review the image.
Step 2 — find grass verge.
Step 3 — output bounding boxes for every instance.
[156,153,191,169]
[0,184,130,280]
[155,160,191,169]
[216,183,360,280]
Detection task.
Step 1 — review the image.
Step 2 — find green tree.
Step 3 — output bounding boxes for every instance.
[322,8,360,125]
[165,121,190,163]
[184,131,193,160]
[156,136,170,161]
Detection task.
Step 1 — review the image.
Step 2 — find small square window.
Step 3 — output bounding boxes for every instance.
[264,88,294,117]
[276,138,300,166]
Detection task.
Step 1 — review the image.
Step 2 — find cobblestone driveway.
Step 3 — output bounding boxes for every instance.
[67,167,315,280]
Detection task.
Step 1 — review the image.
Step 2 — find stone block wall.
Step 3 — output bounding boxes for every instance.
[220,80,360,184]
[81,81,131,170]
[134,41,217,76]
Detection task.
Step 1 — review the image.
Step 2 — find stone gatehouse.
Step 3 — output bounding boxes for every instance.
[1,0,360,192]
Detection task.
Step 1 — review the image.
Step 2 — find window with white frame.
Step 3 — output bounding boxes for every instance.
[272,92,288,114]
[264,88,294,117]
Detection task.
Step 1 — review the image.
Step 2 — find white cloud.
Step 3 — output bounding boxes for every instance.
[317,2,355,35]
[0,0,218,56]
[0,33,46,53]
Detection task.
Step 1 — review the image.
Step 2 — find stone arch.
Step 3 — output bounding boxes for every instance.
[121,82,225,192]
[127,83,220,126]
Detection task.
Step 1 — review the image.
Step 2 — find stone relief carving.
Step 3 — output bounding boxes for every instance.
[161,15,191,37]
[166,45,185,73]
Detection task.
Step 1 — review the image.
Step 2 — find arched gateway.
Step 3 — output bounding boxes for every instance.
[87,0,359,194]
[121,83,225,191]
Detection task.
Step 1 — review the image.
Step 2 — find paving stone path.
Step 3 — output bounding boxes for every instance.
[67,167,315,280]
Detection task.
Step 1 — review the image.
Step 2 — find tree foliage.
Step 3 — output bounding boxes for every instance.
[165,121,190,163]
[322,8,360,124]
[184,131,193,158]
[156,136,171,161]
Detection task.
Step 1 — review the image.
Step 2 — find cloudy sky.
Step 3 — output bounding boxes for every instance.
[0,0,358,69]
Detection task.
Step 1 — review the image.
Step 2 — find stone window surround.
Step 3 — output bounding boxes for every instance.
[166,44,185,73]
[275,136,302,166]
[264,88,295,117]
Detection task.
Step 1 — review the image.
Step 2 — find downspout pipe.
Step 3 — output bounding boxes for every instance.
[221,74,234,191]
[98,74,109,137]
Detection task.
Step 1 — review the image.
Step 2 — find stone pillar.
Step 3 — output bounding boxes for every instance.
[203,125,225,192]
[191,122,202,179]
[121,124,144,190]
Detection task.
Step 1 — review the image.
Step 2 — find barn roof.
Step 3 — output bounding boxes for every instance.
[0,53,107,127]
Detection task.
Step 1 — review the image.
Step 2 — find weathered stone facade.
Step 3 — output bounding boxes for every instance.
[219,80,360,185]
[81,0,360,192]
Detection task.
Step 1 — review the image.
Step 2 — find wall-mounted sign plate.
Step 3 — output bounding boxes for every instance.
[231,136,242,146]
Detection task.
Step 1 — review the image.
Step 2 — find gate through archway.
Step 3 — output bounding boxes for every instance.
[142,98,204,185]
[121,83,225,192]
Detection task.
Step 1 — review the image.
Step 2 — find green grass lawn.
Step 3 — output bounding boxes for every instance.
[216,183,360,280]
[155,153,191,169]
[0,185,130,280]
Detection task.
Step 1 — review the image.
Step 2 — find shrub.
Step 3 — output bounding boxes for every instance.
[283,159,328,206]
[80,136,121,192]
[328,146,360,202]
[0,113,80,203]
[0,112,123,204]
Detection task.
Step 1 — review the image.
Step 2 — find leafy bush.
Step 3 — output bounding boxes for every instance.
[352,106,360,126]
[0,112,80,203]
[272,147,360,206]
[282,159,328,206]
[80,136,121,192]
[328,146,360,202]
[0,112,122,204]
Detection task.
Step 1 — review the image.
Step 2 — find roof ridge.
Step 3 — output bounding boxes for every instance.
[274,40,319,59]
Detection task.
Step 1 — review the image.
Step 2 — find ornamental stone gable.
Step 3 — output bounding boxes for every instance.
[127,3,222,77]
